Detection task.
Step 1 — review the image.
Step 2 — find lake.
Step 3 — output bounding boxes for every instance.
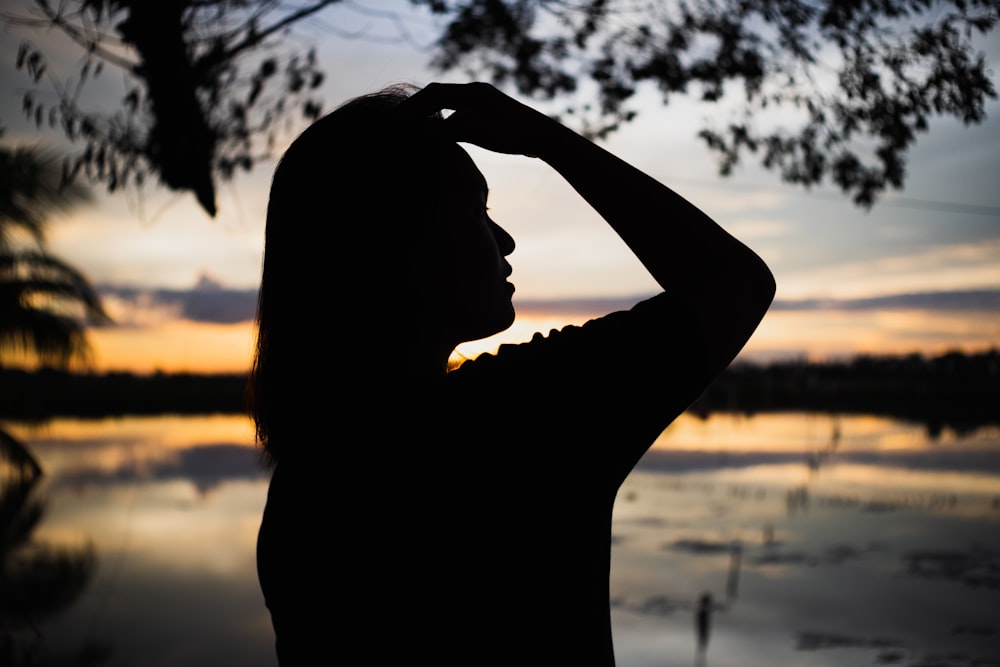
[3,412,999,667]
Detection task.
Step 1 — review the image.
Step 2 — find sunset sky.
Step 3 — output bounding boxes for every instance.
[2,2,998,374]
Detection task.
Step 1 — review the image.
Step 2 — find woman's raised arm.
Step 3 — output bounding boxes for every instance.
[402,82,776,378]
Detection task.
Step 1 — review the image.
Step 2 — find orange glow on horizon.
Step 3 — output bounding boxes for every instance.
[87,320,257,375]
[48,305,1000,375]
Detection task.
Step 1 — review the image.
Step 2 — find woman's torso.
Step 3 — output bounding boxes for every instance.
[258,293,709,664]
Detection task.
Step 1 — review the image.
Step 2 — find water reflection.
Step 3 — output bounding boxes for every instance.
[1,428,98,666]
[613,414,1000,667]
[2,413,998,667]
[3,416,270,667]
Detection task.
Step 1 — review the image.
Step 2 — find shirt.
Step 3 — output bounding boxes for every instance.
[257,292,710,665]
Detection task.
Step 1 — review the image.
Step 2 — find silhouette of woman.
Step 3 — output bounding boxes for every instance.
[249,82,775,665]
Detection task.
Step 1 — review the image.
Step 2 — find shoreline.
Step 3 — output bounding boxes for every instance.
[1,349,997,432]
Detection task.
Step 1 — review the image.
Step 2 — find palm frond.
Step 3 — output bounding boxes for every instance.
[0,145,91,250]
[0,427,42,483]
[0,251,111,324]
[0,143,104,370]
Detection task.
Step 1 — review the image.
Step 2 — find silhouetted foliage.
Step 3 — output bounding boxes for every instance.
[6,0,331,217]
[2,142,101,664]
[0,143,109,369]
[426,0,1000,207]
[5,0,998,214]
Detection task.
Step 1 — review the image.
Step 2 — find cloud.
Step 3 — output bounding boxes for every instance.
[517,288,1000,318]
[777,240,1000,299]
[635,447,1000,476]
[770,289,1000,312]
[100,279,258,326]
[95,283,1000,328]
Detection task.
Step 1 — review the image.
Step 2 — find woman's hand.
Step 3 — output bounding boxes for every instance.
[405,82,774,382]
[400,82,563,158]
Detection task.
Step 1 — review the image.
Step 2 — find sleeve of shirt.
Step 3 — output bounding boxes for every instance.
[445,291,712,488]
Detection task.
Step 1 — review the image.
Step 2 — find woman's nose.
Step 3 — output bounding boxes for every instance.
[491,221,515,256]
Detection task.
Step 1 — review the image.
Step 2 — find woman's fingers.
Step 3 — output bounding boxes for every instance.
[401,82,551,156]
[399,82,490,118]
[442,109,499,147]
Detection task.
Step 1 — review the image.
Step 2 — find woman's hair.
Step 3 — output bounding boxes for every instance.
[247,84,454,464]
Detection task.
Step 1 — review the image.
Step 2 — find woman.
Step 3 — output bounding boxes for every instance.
[250,82,774,665]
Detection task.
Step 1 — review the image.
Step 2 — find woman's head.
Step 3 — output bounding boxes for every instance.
[248,84,515,459]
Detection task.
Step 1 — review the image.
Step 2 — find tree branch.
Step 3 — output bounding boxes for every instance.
[220,0,341,61]
[4,2,139,72]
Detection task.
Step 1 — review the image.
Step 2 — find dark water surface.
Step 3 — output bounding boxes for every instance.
[3,413,999,666]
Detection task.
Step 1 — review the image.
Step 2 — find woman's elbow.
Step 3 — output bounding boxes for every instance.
[704,258,776,376]
[753,259,777,319]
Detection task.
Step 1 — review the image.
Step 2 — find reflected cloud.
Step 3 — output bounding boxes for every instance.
[611,591,714,618]
[639,449,808,473]
[795,629,999,667]
[751,542,884,567]
[903,545,1000,589]
[53,443,266,495]
[637,447,1000,476]
[631,594,682,617]
[841,449,1000,475]
[616,516,672,529]
[666,538,735,555]
[796,630,903,652]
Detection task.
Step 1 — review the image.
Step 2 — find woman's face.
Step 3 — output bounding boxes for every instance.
[432,144,516,346]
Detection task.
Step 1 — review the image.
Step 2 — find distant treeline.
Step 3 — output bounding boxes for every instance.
[691,349,999,435]
[0,369,249,422]
[1,350,997,432]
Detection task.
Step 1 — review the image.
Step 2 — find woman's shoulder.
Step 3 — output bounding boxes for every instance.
[442,290,710,433]
[441,291,711,476]
[452,291,702,373]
